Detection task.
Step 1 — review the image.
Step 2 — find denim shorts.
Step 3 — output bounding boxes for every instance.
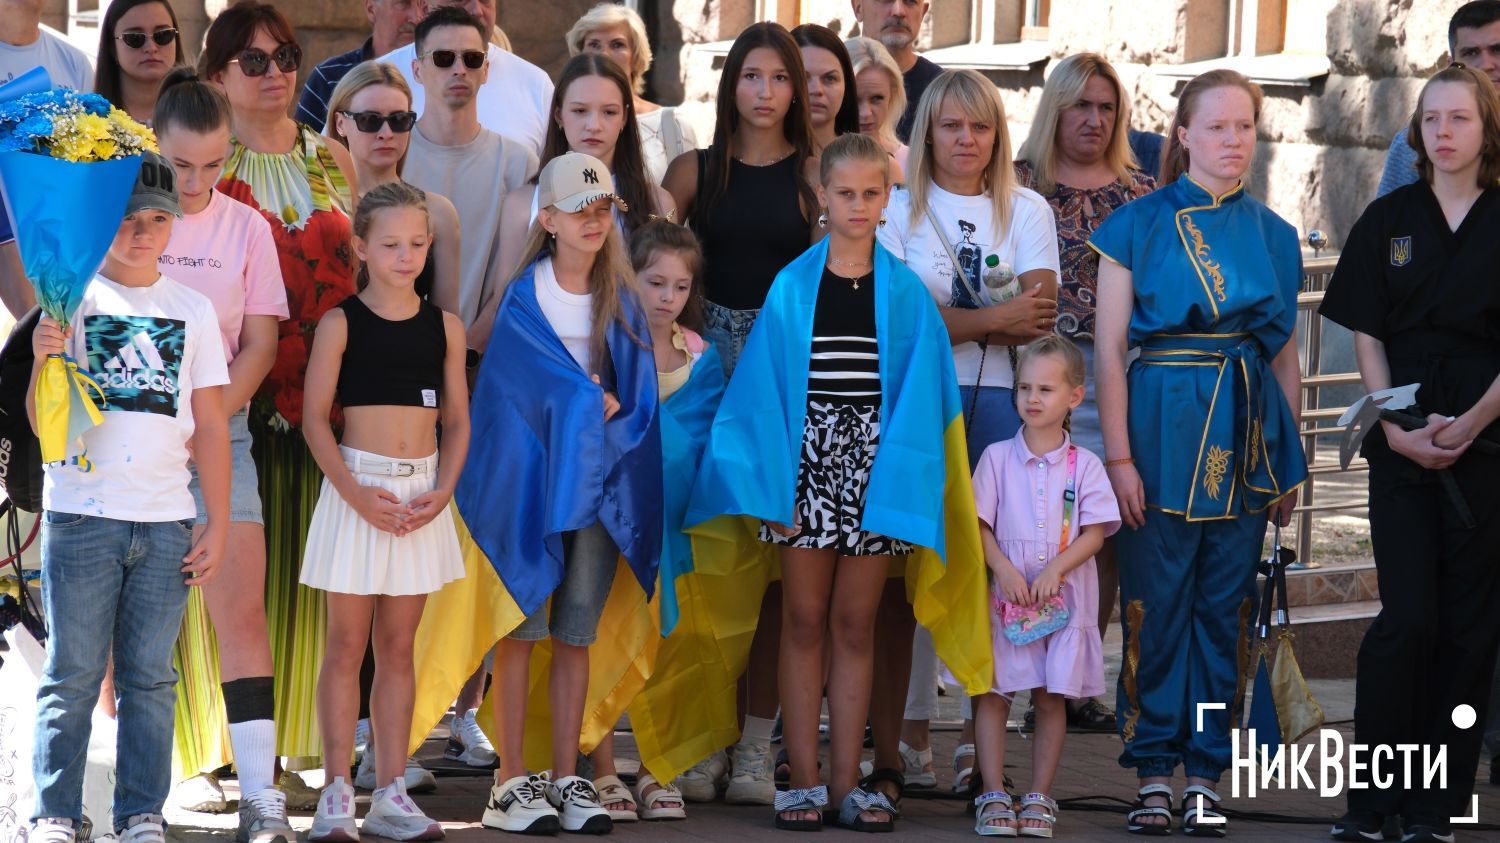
[958,385,1022,471]
[508,520,619,647]
[188,408,262,525]
[703,301,760,377]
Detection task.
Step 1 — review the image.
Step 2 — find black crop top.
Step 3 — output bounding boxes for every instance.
[694,150,810,310]
[336,295,447,408]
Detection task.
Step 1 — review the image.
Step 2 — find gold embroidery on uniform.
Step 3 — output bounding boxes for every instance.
[1248,419,1263,474]
[1122,599,1145,743]
[1204,444,1232,500]
[1181,214,1227,302]
[1231,597,1253,724]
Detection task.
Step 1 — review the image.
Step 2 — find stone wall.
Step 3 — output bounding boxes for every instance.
[669,0,1451,247]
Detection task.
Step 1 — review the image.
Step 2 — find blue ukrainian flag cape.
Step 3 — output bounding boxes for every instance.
[407,258,664,764]
[684,238,994,698]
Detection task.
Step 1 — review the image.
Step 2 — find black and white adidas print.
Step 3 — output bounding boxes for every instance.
[760,401,913,556]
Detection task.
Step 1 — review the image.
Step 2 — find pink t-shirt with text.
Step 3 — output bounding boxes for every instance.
[160,190,289,363]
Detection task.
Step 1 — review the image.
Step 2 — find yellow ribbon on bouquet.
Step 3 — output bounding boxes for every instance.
[35,352,104,469]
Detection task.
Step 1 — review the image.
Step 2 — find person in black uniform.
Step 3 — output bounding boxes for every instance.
[1320,63,1500,843]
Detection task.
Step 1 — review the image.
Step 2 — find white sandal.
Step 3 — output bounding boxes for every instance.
[633,772,686,821]
[952,742,977,795]
[592,774,638,822]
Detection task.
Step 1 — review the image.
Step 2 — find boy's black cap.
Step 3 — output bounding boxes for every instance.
[125,150,182,218]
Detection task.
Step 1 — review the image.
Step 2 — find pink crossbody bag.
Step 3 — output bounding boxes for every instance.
[995,446,1076,646]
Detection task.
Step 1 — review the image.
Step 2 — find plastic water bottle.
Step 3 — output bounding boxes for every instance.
[983,255,1019,305]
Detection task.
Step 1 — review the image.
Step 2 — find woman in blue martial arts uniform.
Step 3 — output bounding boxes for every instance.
[1090,68,1306,836]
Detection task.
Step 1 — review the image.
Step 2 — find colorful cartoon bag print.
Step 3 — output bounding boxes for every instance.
[996,446,1077,646]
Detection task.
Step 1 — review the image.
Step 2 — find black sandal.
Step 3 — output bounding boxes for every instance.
[774,785,828,832]
[1067,697,1118,732]
[1126,783,1173,836]
[1179,784,1226,838]
[857,768,904,818]
[833,786,896,833]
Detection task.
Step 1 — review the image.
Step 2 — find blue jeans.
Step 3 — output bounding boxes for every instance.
[31,512,194,830]
[703,301,760,377]
[958,385,1022,471]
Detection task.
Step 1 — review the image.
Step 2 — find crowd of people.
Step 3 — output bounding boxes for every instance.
[5,0,1500,841]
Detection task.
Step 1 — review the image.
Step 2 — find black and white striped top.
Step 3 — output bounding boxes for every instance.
[809,267,881,405]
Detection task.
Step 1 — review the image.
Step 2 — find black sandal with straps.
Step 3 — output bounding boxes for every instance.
[1126,783,1174,836]
[1179,784,1226,838]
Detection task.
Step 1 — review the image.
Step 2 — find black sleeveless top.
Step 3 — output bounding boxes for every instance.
[694,150,809,311]
[336,295,446,408]
[415,252,435,301]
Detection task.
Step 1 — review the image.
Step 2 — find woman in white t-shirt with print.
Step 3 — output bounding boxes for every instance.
[874,67,1060,798]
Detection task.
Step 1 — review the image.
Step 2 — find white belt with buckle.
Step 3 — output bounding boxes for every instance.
[347,453,430,477]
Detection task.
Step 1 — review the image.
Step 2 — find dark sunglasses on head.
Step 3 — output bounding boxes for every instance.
[341,110,417,133]
[423,49,486,70]
[116,28,178,49]
[230,43,302,77]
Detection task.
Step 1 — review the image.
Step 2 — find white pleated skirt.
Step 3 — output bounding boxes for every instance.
[298,446,466,596]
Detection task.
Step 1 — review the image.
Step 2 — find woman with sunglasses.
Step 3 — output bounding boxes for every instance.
[326,61,461,312]
[94,0,185,124]
[200,0,359,780]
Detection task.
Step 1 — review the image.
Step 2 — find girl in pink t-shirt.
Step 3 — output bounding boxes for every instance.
[971,336,1120,837]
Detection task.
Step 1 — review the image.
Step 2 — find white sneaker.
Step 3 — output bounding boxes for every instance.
[725,742,775,805]
[278,770,322,811]
[444,708,498,767]
[174,771,229,813]
[29,818,77,843]
[672,750,727,803]
[482,774,560,835]
[238,787,295,843]
[361,779,444,841]
[355,742,438,794]
[354,718,372,762]
[309,777,359,842]
[550,776,612,834]
[119,814,167,843]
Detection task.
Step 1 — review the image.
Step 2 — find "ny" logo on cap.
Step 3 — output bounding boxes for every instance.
[582,168,599,184]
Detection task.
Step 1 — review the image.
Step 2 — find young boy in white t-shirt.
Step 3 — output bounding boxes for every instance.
[25,151,231,843]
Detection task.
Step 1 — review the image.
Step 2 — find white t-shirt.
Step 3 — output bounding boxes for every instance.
[0,25,93,90]
[534,257,593,373]
[637,107,700,186]
[878,183,1060,388]
[381,42,553,157]
[44,274,231,522]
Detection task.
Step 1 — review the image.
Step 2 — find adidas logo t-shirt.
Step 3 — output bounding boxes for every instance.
[43,273,230,521]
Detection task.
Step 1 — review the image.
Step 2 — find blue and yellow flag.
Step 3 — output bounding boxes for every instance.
[682,237,993,705]
[407,260,663,764]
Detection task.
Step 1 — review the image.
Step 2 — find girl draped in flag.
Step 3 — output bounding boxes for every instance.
[469,151,662,836]
[298,182,470,842]
[686,133,992,833]
[1090,69,1305,836]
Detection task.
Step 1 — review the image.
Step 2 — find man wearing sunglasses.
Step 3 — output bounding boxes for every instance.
[296,0,428,134]
[379,0,552,156]
[0,0,93,90]
[402,6,536,334]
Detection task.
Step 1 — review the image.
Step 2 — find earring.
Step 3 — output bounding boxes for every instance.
[878,215,887,227]
[817,212,828,228]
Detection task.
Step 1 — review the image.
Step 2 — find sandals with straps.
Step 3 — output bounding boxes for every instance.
[952,743,977,795]
[592,774,638,822]
[858,768,904,818]
[974,790,1018,837]
[1180,784,1226,838]
[633,772,685,821]
[1017,793,1058,839]
[833,785,896,833]
[1126,783,1173,836]
[774,785,828,832]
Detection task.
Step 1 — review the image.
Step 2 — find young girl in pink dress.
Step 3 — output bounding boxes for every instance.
[971,335,1120,837]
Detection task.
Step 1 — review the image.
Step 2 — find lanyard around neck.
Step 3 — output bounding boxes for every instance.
[1057,445,1078,554]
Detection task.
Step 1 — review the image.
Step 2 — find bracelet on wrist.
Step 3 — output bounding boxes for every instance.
[1105,457,1134,467]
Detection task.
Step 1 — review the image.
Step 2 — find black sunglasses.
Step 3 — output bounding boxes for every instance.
[423,49,486,70]
[341,110,417,133]
[230,43,302,77]
[116,28,178,49]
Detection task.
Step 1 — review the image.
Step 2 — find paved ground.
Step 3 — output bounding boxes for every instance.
[164,623,1500,841]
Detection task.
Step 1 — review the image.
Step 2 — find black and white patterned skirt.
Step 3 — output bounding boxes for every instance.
[759,401,913,556]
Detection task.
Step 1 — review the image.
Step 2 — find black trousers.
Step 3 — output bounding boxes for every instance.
[1349,450,1500,825]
